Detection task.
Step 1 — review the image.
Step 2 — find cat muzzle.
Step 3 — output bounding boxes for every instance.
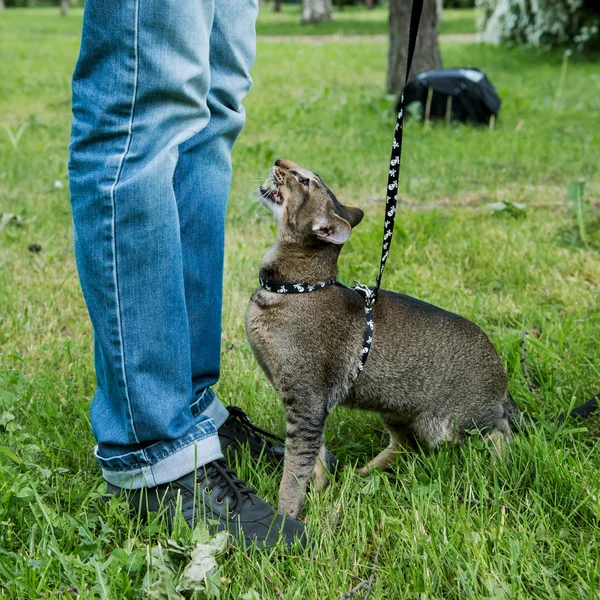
[259,182,283,206]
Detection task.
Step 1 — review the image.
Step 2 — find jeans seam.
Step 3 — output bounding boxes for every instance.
[108,0,141,445]
[189,388,210,413]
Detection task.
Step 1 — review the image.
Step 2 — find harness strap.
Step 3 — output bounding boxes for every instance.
[258,276,374,376]
[258,276,336,294]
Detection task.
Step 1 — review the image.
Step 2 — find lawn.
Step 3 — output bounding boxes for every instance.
[256,4,476,36]
[1,7,600,600]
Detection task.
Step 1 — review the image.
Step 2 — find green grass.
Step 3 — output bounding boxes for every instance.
[1,7,600,600]
[438,8,478,36]
[257,4,390,36]
[256,5,476,37]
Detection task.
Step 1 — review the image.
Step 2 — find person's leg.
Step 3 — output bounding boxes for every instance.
[69,0,306,548]
[174,0,258,428]
[69,0,223,488]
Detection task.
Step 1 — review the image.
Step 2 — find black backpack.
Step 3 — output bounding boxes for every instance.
[401,68,501,125]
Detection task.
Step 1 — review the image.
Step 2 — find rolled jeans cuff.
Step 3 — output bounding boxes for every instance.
[190,387,230,429]
[97,419,224,489]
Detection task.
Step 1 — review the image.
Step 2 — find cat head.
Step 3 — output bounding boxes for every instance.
[259,159,364,247]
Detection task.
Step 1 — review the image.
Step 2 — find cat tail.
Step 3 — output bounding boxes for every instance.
[505,390,599,433]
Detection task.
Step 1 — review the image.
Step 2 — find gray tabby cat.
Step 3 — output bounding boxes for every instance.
[246,159,598,520]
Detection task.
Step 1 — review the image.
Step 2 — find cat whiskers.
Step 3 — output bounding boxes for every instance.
[243,180,271,208]
[251,183,273,219]
[243,177,279,220]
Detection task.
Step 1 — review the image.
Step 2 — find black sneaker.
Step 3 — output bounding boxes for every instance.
[219,406,340,477]
[106,458,305,550]
[218,405,286,464]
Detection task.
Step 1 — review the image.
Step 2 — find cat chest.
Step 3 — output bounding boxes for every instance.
[246,292,330,355]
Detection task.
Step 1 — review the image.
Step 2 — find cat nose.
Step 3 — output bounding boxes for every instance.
[274,159,296,171]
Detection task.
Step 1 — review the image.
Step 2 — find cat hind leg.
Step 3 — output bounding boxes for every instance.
[357,425,412,476]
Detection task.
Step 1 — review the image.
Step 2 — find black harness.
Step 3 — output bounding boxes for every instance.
[258,275,375,375]
[259,0,423,379]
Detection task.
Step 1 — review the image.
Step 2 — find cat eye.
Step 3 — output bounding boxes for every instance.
[290,170,310,189]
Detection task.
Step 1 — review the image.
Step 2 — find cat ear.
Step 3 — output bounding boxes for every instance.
[341,205,364,228]
[312,214,352,245]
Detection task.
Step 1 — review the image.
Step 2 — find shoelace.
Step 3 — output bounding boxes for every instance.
[199,458,256,514]
[225,405,285,447]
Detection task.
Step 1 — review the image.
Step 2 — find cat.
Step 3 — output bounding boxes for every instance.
[245,158,598,520]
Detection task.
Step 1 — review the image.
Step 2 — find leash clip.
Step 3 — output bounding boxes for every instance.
[353,280,377,309]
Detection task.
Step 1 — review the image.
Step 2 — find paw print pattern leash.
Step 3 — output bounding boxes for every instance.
[259,0,423,378]
[351,0,423,373]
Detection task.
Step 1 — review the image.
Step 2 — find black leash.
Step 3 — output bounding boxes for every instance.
[370,0,423,304]
[260,0,423,377]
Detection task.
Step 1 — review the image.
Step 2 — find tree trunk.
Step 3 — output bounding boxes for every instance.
[0,0,5,12]
[436,0,443,21]
[366,0,374,10]
[60,0,69,16]
[274,0,282,12]
[387,0,442,94]
[301,0,333,23]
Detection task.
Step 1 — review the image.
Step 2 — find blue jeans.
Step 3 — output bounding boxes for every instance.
[68,0,258,488]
